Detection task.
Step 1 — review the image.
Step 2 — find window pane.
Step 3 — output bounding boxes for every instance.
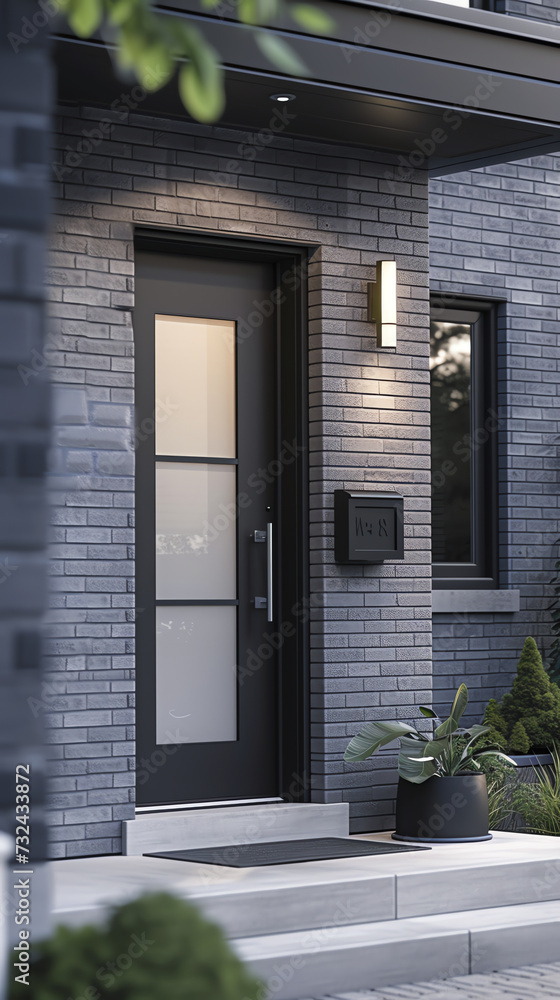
[430,320,472,563]
[156,606,237,744]
[156,463,236,600]
[155,315,235,458]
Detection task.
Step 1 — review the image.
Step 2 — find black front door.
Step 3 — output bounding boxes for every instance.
[135,248,282,806]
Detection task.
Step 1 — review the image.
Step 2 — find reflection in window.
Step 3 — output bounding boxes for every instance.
[430,320,473,563]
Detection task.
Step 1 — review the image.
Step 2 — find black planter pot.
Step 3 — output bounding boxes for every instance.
[392,773,491,843]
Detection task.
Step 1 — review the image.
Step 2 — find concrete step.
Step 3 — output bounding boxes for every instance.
[235,899,560,1000]
[121,802,350,855]
[53,832,560,940]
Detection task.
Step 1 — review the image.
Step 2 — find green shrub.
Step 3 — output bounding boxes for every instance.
[483,637,560,754]
[9,892,262,1000]
[509,721,530,755]
[482,698,508,748]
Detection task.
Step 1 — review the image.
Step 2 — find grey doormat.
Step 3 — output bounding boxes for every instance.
[145,836,430,867]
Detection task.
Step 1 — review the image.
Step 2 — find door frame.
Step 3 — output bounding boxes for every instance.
[133,226,311,806]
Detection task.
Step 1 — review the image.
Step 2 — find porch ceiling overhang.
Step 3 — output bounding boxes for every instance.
[53,0,560,176]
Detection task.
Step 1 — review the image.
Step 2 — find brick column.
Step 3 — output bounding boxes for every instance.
[0,0,53,942]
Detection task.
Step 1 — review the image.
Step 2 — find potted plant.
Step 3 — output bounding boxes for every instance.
[344,684,516,843]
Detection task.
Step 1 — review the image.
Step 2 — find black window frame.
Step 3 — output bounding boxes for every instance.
[430,295,499,590]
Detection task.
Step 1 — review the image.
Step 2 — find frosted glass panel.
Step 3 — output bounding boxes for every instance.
[155,315,235,458]
[156,606,237,744]
[156,463,236,600]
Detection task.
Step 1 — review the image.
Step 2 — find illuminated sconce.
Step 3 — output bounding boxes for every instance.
[367,260,397,348]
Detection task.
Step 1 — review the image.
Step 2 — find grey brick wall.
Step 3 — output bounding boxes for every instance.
[0,0,52,877]
[428,0,560,728]
[45,103,432,853]
[495,0,560,23]
[430,153,560,724]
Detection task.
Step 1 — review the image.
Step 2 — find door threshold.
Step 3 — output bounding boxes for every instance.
[135,797,284,814]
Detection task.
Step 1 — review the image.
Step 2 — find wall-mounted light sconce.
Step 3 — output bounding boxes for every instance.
[367,260,397,348]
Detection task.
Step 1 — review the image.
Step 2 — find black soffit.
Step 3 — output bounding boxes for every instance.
[145,836,430,867]
[53,0,560,175]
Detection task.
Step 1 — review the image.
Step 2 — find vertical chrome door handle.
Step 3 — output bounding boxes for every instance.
[252,523,273,622]
[266,522,273,623]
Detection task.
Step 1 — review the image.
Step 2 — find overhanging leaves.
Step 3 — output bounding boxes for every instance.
[291,3,335,33]
[65,0,103,36]
[255,32,309,76]
[59,0,334,123]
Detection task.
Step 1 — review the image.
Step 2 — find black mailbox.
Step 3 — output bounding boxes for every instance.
[334,490,404,563]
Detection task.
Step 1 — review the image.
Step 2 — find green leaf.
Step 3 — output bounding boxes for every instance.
[450,683,469,725]
[399,754,440,784]
[344,721,421,763]
[107,0,136,27]
[239,0,279,24]
[136,44,174,91]
[179,60,225,122]
[239,0,259,23]
[291,3,335,34]
[434,684,469,738]
[400,735,448,761]
[434,716,459,739]
[255,32,308,76]
[418,706,438,719]
[475,751,518,767]
[459,724,491,759]
[67,0,103,37]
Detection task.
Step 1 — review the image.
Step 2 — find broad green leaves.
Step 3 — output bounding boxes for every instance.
[59,0,335,123]
[344,721,422,763]
[399,754,439,784]
[343,683,517,785]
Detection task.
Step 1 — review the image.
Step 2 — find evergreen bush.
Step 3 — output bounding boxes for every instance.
[509,720,530,755]
[9,892,262,1000]
[483,637,560,754]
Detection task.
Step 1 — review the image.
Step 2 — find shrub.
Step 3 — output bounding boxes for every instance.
[9,892,262,1000]
[509,721,530,755]
[483,637,560,754]
[512,745,560,836]
[483,698,508,748]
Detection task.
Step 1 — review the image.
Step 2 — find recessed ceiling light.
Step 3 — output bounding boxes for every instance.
[270,93,296,103]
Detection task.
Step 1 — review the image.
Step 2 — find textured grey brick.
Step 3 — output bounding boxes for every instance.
[429,0,560,725]
[47,96,431,854]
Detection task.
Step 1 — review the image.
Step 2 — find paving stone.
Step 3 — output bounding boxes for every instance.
[318,961,560,1000]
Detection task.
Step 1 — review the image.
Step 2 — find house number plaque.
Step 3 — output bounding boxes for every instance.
[334,490,404,563]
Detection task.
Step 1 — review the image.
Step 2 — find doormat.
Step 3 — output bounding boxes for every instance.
[145,836,430,867]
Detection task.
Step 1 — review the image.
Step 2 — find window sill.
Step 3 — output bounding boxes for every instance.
[432,589,520,614]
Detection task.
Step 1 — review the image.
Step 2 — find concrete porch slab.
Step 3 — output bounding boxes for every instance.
[51,830,560,937]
